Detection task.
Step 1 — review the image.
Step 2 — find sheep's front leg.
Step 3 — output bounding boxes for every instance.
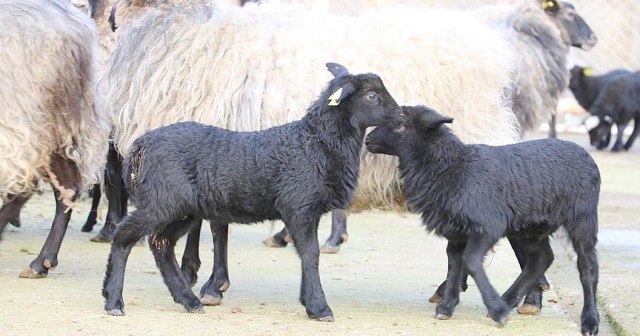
[623,116,640,150]
[199,221,230,306]
[611,121,629,152]
[287,217,333,321]
[435,241,466,319]
[463,236,510,326]
[0,193,31,238]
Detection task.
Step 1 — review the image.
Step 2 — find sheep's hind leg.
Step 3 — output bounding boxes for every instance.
[287,216,333,321]
[320,209,348,253]
[463,236,510,326]
[200,221,231,306]
[263,225,292,247]
[103,210,151,315]
[149,217,204,313]
[181,219,203,287]
[611,121,628,152]
[430,269,469,304]
[501,237,554,314]
[623,116,640,150]
[435,241,466,319]
[20,156,80,278]
[81,184,101,232]
[571,237,599,335]
[0,193,30,238]
[508,238,551,315]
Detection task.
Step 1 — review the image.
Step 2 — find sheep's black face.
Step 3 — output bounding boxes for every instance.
[568,66,586,92]
[585,115,612,148]
[365,124,405,156]
[555,2,597,50]
[344,74,403,130]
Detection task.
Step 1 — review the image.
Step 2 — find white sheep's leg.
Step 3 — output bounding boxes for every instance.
[19,155,79,278]
[286,215,334,321]
[199,221,231,306]
[462,235,510,326]
[91,143,126,243]
[0,193,31,236]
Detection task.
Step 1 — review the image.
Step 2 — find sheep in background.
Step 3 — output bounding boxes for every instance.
[475,0,597,138]
[585,71,640,152]
[105,0,519,254]
[365,105,600,335]
[0,0,109,277]
[569,66,632,149]
[102,63,404,319]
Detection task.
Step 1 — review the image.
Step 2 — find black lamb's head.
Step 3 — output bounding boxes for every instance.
[365,105,453,155]
[322,62,403,130]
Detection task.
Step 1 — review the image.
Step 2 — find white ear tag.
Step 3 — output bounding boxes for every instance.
[328,87,343,106]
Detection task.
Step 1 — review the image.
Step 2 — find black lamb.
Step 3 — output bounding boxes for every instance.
[365,105,600,335]
[102,63,403,321]
[585,70,640,152]
[569,66,631,149]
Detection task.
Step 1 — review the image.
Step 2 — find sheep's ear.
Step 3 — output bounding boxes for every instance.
[327,83,356,106]
[326,63,350,78]
[417,110,454,130]
[583,67,594,77]
[541,0,560,13]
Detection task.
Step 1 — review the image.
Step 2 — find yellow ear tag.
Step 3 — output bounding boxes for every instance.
[328,87,343,106]
[583,68,594,76]
[542,1,554,10]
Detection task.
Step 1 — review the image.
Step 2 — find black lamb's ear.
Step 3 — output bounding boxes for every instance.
[326,62,350,78]
[541,0,560,14]
[327,83,356,106]
[416,107,454,130]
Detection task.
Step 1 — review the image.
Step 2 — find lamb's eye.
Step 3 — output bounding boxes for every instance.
[366,93,378,101]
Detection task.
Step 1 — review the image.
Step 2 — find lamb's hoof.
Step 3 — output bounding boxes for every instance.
[435,313,451,320]
[497,315,508,327]
[262,237,287,248]
[80,223,95,232]
[284,235,293,243]
[19,267,47,279]
[188,306,206,314]
[540,283,550,291]
[320,244,340,254]
[517,304,541,315]
[90,233,112,243]
[9,218,20,228]
[107,309,125,316]
[316,315,334,322]
[200,294,223,306]
[429,293,443,303]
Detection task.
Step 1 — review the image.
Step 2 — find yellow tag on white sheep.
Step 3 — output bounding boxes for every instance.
[328,88,343,106]
[541,1,554,10]
[583,67,594,77]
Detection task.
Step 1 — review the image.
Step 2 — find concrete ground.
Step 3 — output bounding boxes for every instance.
[0,129,637,335]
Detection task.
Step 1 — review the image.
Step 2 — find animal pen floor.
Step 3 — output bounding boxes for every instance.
[0,131,637,336]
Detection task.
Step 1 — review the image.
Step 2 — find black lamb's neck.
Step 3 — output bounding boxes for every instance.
[398,126,464,213]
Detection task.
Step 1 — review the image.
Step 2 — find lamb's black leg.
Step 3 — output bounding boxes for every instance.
[508,238,550,315]
[320,209,348,253]
[571,238,600,335]
[435,241,466,319]
[263,224,292,247]
[463,236,510,326]
[0,193,31,238]
[548,114,557,139]
[103,210,152,315]
[148,217,204,314]
[181,219,203,287]
[199,221,230,306]
[430,266,469,304]
[92,142,125,243]
[20,155,80,278]
[81,184,101,232]
[287,216,333,321]
[623,116,640,150]
[502,237,554,311]
[611,121,628,152]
